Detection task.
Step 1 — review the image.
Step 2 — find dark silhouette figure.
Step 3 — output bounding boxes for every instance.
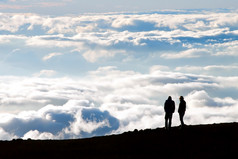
[178,96,186,127]
[164,96,175,130]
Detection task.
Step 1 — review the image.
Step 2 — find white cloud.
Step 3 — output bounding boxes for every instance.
[149,65,170,73]
[185,90,238,125]
[161,48,209,59]
[215,45,238,56]
[0,99,120,139]
[0,127,16,140]
[0,67,236,139]
[23,130,55,140]
[111,15,135,28]
[0,11,237,64]
[43,52,63,61]
[0,34,27,44]
[82,49,126,63]
[33,70,57,77]
[186,90,228,107]
[216,76,238,89]
[175,64,238,76]
[25,35,84,48]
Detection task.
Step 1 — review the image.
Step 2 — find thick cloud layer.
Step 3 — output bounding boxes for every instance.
[0,10,238,77]
[0,67,237,140]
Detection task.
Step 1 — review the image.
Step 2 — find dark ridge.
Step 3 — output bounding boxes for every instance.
[0,123,238,159]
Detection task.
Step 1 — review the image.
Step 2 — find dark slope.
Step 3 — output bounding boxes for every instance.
[0,123,238,159]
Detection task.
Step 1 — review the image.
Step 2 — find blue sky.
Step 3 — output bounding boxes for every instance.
[0,0,237,140]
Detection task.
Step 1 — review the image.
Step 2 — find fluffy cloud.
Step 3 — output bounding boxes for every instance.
[185,90,238,124]
[175,64,238,76]
[0,127,16,140]
[0,67,237,140]
[213,41,238,56]
[0,10,238,64]
[33,70,57,77]
[43,52,63,61]
[0,100,119,139]
[23,130,55,140]
[82,49,126,63]
[161,48,209,59]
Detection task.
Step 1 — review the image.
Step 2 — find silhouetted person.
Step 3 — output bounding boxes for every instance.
[178,96,186,127]
[164,96,175,130]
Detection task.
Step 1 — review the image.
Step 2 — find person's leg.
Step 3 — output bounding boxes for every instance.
[165,114,168,129]
[165,119,168,129]
[169,114,172,129]
[179,113,184,126]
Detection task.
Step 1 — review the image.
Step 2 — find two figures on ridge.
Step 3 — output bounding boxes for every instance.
[164,96,186,130]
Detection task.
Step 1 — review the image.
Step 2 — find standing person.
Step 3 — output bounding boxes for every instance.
[164,96,175,130]
[178,96,186,127]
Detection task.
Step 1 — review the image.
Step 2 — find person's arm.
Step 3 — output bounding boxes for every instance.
[184,101,186,112]
[164,101,168,112]
[172,101,175,113]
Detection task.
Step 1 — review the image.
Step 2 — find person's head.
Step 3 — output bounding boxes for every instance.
[168,96,172,100]
[179,96,184,101]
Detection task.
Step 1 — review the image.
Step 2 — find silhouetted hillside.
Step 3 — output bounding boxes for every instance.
[0,123,237,159]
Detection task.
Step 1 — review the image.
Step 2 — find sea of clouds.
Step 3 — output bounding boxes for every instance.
[0,67,237,140]
[0,10,238,63]
[0,10,237,140]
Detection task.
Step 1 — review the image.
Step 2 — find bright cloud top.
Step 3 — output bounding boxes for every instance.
[0,67,237,140]
[0,10,238,76]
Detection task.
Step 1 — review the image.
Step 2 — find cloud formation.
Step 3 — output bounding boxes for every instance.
[43,52,63,61]
[0,67,237,140]
[161,48,209,59]
[0,10,238,70]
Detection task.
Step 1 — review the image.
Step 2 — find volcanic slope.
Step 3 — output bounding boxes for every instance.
[0,123,237,159]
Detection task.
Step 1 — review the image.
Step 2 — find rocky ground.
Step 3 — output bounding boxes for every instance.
[0,123,237,159]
